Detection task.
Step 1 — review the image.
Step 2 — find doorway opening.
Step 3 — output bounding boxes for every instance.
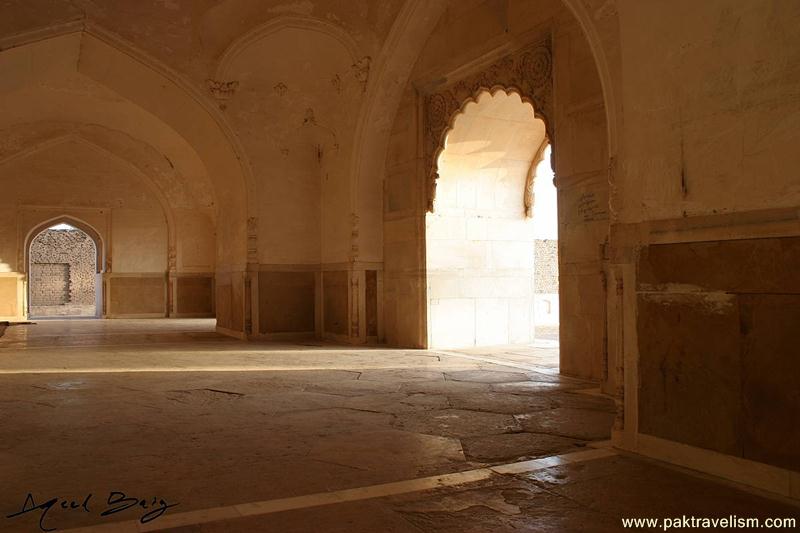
[531,144,559,347]
[426,89,557,361]
[28,222,100,318]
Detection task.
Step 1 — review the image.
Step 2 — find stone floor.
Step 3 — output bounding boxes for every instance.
[0,320,797,532]
[29,304,97,318]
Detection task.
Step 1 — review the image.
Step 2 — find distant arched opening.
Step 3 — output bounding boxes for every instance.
[27,221,102,319]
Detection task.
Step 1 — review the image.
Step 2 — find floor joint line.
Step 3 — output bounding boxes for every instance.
[61,448,617,532]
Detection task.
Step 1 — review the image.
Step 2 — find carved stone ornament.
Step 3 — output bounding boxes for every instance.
[524,140,549,218]
[348,212,359,262]
[303,108,317,126]
[273,82,288,97]
[423,37,554,213]
[246,216,258,264]
[351,56,371,93]
[167,244,177,271]
[524,174,535,219]
[349,273,360,338]
[206,79,239,100]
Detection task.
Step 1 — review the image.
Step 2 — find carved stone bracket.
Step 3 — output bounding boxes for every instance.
[206,79,239,100]
[349,273,360,338]
[348,213,359,262]
[351,56,371,93]
[423,37,554,212]
[273,82,288,97]
[613,275,625,432]
[167,244,177,272]
[167,243,176,317]
[246,216,258,264]
[524,138,550,218]
[607,155,619,224]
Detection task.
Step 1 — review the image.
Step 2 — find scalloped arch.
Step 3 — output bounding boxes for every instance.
[432,86,549,214]
[428,84,552,213]
[421,37,554,213]
[434,85,548,169]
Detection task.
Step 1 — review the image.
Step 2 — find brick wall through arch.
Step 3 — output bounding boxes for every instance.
[534,239,559,294]
[29,228,97,317]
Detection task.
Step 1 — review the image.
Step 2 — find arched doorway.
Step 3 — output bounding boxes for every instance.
[426,89,555,349]
[27,221,103,319]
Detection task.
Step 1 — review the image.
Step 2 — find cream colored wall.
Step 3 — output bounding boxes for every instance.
[383,87,426,347]
[552,13,609,380]
[111,210,167,273]
[175,209,216,272]
[219,27,356,265]
[0,208,19,274]
[214,21,383,338]
[426,90,542,348]
[615,0,800,224]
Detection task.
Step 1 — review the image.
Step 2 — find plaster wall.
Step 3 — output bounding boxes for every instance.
[615,0,800,224]
[211,13,401,341]
[175,209,216,272]
[220,27,351,265]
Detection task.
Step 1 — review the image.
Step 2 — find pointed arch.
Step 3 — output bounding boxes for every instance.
[25,215,105,275]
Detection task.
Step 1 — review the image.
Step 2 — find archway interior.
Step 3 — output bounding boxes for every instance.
[426,90,554,349]
[28,223,99,318]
